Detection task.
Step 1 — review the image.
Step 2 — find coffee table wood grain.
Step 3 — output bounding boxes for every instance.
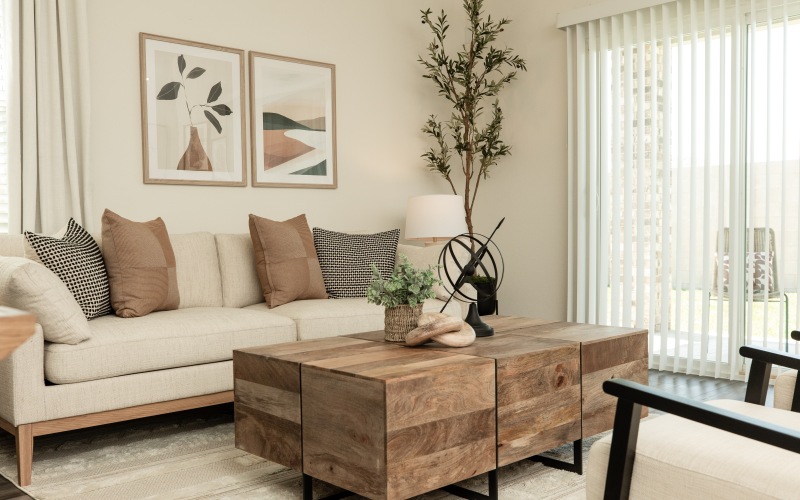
[485,317,649,437]
[351,330,582,467]
[235,316,649,499]
[235,336,496,499]
[0,308,35,361]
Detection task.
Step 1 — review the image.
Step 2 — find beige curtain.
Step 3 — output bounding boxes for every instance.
[7,0,92,234]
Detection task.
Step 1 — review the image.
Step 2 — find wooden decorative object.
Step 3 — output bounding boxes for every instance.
[404,315,462,346]
[0,307,36,360]
[429,323,475,347]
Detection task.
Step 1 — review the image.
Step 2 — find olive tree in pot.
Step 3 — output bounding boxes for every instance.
[418,0,527,238]
[367,256,440,343]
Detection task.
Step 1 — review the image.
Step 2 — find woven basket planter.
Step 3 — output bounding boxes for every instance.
[383,304,423,342]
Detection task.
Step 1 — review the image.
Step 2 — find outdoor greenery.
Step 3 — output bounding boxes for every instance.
[418,0,526,236]
[366,256,440,308]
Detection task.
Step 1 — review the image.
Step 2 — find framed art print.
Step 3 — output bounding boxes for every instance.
[140,33,246,186]
[249,52,337,188]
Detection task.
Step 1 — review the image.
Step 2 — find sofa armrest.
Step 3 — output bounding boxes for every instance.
[0,324,46,426]
[739,345,800,409]
[601,379,800,500]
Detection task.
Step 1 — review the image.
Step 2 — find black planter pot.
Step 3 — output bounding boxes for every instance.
[473,279,497,316]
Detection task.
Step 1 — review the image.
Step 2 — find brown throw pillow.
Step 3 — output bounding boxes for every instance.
[101,209,180,317]
[248,214,328,308]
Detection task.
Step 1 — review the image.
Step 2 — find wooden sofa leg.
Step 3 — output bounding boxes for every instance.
[16,424,32,487]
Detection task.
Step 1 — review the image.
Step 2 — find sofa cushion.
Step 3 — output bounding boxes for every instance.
[586,399,800,499]
[215,233,263,308]
[172,232,224,308]
[245,297,462,341]
[313,228,400,298]
[249,214,328,308]
[24,218,112,319]
[775,369,797,411]
[101,210,180,317]
[0,257,91,344]
[0,234,25,257]
[44,307,296,384]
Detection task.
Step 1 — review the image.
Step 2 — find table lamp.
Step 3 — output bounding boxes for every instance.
[404,195,468,244]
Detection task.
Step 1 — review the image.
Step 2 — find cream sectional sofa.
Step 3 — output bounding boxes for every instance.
[0,231,460,486]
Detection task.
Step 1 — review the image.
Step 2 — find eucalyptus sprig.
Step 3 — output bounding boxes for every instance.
[418,0,526,236]
[366,256,440,308]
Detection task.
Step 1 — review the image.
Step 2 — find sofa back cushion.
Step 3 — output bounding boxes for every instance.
[0,234,26,257]
[215,233,263,308]
[171,233,224,308]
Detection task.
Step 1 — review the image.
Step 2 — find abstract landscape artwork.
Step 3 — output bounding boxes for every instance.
[140,34,246,186]
[249,52,336,188]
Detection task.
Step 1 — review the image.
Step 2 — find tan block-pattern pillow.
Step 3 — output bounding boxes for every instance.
[248,214,327,308]
[101,210,180,317]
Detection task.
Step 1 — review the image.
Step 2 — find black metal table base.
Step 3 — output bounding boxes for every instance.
[302,470,498,500]
[441,469,498,500]
[529,438,583,475]
[302,474,354,500]
[302,439,577,500]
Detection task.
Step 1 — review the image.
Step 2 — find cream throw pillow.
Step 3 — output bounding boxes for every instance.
[0,257,91,344]
[101,210,180,317]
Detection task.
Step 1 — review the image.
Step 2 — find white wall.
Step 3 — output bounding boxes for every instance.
[86,0,592,321]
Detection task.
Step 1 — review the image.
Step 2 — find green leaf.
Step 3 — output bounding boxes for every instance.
[204,110,222,133]
[207,82,222,103]
[156,81,181,100]
[187,67,206,79]
[178,55,186,75]
[211,104,233,116]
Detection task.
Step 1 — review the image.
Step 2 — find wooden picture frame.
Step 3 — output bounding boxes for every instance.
[140,33,246,186]
[249,52,337,188]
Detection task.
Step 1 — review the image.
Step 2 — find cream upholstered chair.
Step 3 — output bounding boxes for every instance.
[774,330,800,412]
[586,344,800,500]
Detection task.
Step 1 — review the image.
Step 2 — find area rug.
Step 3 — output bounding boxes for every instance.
[0,407,605,499]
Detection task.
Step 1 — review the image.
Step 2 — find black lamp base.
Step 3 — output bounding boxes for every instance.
[465,302,494,337]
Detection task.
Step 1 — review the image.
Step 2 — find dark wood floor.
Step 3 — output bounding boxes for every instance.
[0,370,769,499]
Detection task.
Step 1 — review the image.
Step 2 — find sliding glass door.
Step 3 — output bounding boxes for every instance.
[567,0,800,380]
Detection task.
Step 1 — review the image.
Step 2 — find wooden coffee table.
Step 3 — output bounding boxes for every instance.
[233,316,648,500]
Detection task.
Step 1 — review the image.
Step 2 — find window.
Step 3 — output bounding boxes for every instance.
[567,0,800,379]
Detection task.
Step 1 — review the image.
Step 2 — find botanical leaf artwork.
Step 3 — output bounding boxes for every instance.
[156,54,234,171]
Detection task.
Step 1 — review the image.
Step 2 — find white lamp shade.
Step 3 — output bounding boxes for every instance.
[405,195,468,241]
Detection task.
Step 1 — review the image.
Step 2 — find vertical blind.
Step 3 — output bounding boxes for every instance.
[0,0,8,233]
[567,0,800,379]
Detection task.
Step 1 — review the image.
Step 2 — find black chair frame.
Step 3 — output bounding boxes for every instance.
[601,330,800,500]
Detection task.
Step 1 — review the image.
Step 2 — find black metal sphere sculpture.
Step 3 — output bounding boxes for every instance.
[438,218,505,337]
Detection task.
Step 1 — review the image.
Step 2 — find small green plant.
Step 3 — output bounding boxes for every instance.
[471,274,496,285]
[367,256,440,308]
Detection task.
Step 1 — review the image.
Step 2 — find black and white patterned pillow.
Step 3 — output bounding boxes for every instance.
[312,228,400,298]
[24,219,111,319]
